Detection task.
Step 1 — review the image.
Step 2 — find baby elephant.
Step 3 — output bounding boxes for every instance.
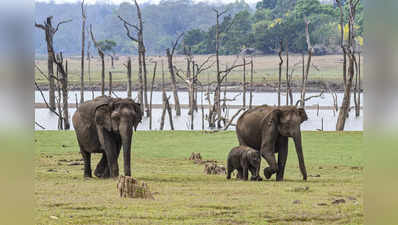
[227,146,262,181]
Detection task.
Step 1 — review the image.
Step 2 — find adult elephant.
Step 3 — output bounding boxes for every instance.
[236,105,308,181]
[72,96,142,178]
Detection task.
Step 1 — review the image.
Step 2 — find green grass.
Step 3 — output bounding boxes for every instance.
[35,131,363,224]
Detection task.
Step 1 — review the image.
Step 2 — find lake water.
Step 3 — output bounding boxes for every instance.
[35,90,363,131]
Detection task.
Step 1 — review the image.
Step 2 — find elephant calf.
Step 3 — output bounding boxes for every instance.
[227,146,262,181]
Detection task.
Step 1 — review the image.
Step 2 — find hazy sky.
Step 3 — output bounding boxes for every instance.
[35,0,260,4]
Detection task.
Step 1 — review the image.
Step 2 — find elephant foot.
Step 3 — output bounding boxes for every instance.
[94,168,110,178]
[264,167,273,180]
[250,175,263,181]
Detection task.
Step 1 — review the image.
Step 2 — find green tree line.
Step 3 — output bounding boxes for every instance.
[182,0,363,55]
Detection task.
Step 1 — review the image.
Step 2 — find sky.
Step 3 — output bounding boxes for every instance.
[35,0,261,4]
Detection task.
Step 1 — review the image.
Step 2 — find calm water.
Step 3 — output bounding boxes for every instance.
[35,91,363,131]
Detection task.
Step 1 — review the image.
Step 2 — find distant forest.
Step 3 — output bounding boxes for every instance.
[35,0,363,56]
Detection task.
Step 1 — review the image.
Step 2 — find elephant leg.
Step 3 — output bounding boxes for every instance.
[276,136,288,181]
[242,166,249,181]
[261,142,278,180]
[80,150,92,178]
[100,131,119,178]
[94,153,109,178]
[237,168,243,180]
[227,164,233,179]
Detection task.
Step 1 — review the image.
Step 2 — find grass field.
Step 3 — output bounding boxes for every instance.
[35,131,363,224]
[35,54,363,87]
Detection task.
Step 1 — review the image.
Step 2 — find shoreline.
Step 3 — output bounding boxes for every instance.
[35,80,358,93]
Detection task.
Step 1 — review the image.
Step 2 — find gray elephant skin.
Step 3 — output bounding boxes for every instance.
[72,96,142,178]
[227,146,261,181]
[236,105,308,181]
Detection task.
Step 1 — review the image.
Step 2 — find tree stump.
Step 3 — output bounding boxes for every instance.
[117,176,154,199]
[204,162,226,175]
[189,152,202,162]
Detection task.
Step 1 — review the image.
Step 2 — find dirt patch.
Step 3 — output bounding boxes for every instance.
[204,162,226,175]
[117,175,154,199]
[332,199,346,205]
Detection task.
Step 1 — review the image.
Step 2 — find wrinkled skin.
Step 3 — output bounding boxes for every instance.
[226,146,262,181]
[72,96,142,178]
[236,105,308,181]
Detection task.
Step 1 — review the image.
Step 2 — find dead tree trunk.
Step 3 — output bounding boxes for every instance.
[336,0,360,131]
[300,18,313,107]
[35,17,71,110]
[285,39,289,105]
[242,57,246,107]
[56,66,63,130]
[61,59,70,129]
[166,33,184,116]
[80,0,86,103]
[89,24,105,96]
[160,61,166,130]
[87,40,94,100]
[118,2,147,114]
[278,40,283,107]
[149,62,157,130]
[127,57,132,98]
[249,58,254,109]
[109,72,112,96]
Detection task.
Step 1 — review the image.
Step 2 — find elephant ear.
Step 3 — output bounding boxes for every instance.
[131,101,143,131]
[94,104,113,132]
[263,109,281,126]
[297,107,308,123]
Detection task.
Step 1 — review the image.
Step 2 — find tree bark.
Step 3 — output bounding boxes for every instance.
[100,52,105,96]
[242,57,246,107]
[127,57,132,98]
[80,0,86,104]
[166,48,181,116]
[278,40,283,107]
[62,59,70,129]
[249,58,253,109]
[285,39,291,105]
[108,72,112,96]
[300,18,313,107]
[149,62,157,130]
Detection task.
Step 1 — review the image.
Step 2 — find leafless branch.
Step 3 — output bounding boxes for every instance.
[35,64,49,80]
[117,15,140,31]
[223,107,246,130]
[34,81,63,119]
[35,121,46,130]
[295,91,324,106]
[171,32,185,56]
[34,23,46,30]
[54,19,72,33]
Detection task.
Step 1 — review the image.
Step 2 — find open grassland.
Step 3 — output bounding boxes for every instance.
[35,131,363,224]
[35,55,363,87]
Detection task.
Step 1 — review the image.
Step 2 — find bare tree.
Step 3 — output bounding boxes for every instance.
[127,57,132,98]
[242,57,246,107]
[89,24,105,96]
[336,0,360,131]
[35,16,71,110]
[80,0,87,103]
[249,58,254,109]
[278,40,283,106]
[166,32,184,116]
[149,62,157,130]
[53,52,70,130]
[118,0,148,116]
[299,18,313,107]
[87,39,94,100]
[108,72,112,96]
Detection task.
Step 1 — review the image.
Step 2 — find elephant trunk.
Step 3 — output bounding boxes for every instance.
[120,122,133,177]
[293,130,307,181]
